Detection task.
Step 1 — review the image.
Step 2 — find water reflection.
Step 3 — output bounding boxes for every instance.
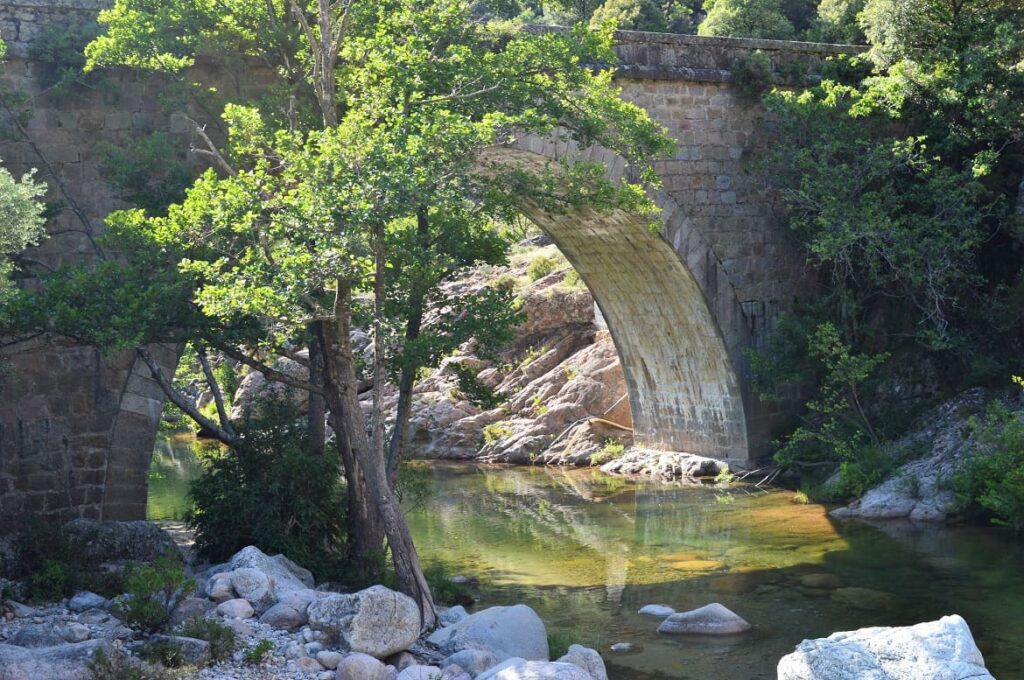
[147,442,1023,679]
[405,462,1024,680]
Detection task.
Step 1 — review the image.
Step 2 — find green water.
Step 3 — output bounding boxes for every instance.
[148,442,1024,679]
[147,434,203,521]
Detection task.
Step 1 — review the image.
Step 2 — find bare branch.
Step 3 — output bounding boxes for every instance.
[197,345,237,439]
[220,346,325,395]
[136,347,237,445]
[187,117,237,177]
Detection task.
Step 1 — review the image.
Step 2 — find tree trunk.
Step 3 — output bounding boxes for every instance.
[307,324,327,454]
[317,320,385,573]
[386,207,430,487]
[370,227,437,629]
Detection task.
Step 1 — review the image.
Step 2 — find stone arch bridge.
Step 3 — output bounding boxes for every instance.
[0,0,860,527]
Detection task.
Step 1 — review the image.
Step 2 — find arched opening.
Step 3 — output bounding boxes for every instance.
[491,143,752,466]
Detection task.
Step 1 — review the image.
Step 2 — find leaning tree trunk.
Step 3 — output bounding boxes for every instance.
[369,229,437,629]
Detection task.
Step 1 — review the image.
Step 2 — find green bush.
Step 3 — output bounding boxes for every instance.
[243,639,274,664]
[952,398,1024,533]
[13,520,125,602]
[732,50,775,98]
[115,552,194,633]
[482,421,514,444]
[526,254,559,282]
[28,560,69,602]
[179,617,237,661]
[138,640,185,668]
[186,403,349,580]
[589,438,626,466]
[451,363,502,409]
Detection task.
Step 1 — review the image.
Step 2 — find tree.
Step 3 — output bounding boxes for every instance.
[698,0,797,39]
[0,40,47,307]
[591,0,670,31]
[10,0,673,626]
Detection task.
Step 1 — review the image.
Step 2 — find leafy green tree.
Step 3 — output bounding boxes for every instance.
[698,0,796,39]
[0,40,47,307]
[591,0,670,31]
[806,0,865,43]
[10,0,672,624]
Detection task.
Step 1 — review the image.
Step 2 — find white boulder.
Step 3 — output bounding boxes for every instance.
[557,645,607,680]
[427,604,548,663]
[656,603,751,635]
[477,659,592,680]
[777,615,994,680]
[307,585,420,659]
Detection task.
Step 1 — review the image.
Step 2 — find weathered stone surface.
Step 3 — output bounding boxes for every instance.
[777,615,994,680]
[308,585,420,659]
[7,625,66,648]
[224,546,314,593]
[397,665,443,680]
[216,598,255,619]
[59,623,91,643]
[601,450,726,480]
[206,572,235,602]
[427,605,548,663]
[0,639,110,680]
[67,591,106,612]
[63,519,179,564]
[443,648,498,676]
[261,602,307,631]
[557,645,607,680]
[230,567,275,613]
[656,603,751,635]
[440,605,469,626]
[335,651,390,680]
[316,650,343,669]
[477,659,592,680]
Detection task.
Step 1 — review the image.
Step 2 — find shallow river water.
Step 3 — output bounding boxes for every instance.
[150,443,1024,679]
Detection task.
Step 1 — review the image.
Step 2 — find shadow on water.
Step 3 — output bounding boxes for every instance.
[147,441,1023,679]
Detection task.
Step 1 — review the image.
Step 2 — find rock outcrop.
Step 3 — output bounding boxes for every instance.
[777,615,994,680]
[307,585,421,659]
[831,388,1015,522]
[427,604,549,663]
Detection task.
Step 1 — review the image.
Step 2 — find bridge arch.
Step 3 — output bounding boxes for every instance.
[487,141,754,465]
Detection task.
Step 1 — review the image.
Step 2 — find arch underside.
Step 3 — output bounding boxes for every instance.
[522,203,751,465]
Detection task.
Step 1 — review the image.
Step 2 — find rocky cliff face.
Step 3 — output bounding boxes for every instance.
[231,241,635,466]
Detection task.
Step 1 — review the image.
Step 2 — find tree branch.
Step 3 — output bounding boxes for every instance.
[219,346,325,395]
[197,345,237,439]
[135,347,237,445]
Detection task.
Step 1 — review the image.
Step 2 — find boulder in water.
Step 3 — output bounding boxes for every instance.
[656,603,751,635]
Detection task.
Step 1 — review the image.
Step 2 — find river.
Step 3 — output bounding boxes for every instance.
[149,440,1024,679]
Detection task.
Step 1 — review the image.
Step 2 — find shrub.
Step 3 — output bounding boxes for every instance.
[88,649,170,680]
[13,521,125,602]
[243,639,274,664]
[28,560,68,602]
[115,552,193,633]
[186,403,349,580]
[732,50,775,98]
[952,397,1024,533]
[482,421,514,445]
[589,438,626,466]
[138,640,185,668]
[451,363,502,409]
[547,629,574,660]
[180,617,237,661]
[526,254,559,281]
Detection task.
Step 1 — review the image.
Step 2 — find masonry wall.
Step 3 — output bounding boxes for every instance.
[0,2,861,526]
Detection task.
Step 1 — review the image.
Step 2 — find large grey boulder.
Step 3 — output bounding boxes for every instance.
[224,545,314,592]
[557,645,607,680]
[260,602,307,631]
[67,591,107,612]
[63,519,178,564]
[0,640,110,680]
[231,567,275,613]
[428,605,548,663]
[308,585,420,659]
[778,615,994,680]
[656,603,751,635]
[600,450,726,480]
[335,651,391,680]
[6,626,66,648]
[477,659,592,680]
[149,635,211,666]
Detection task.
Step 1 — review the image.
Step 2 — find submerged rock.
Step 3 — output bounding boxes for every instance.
[777,614,994,680]
[427,604,548,663]
[637,604,675,617]
[656,603,751,635]
[307,585,420,659]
